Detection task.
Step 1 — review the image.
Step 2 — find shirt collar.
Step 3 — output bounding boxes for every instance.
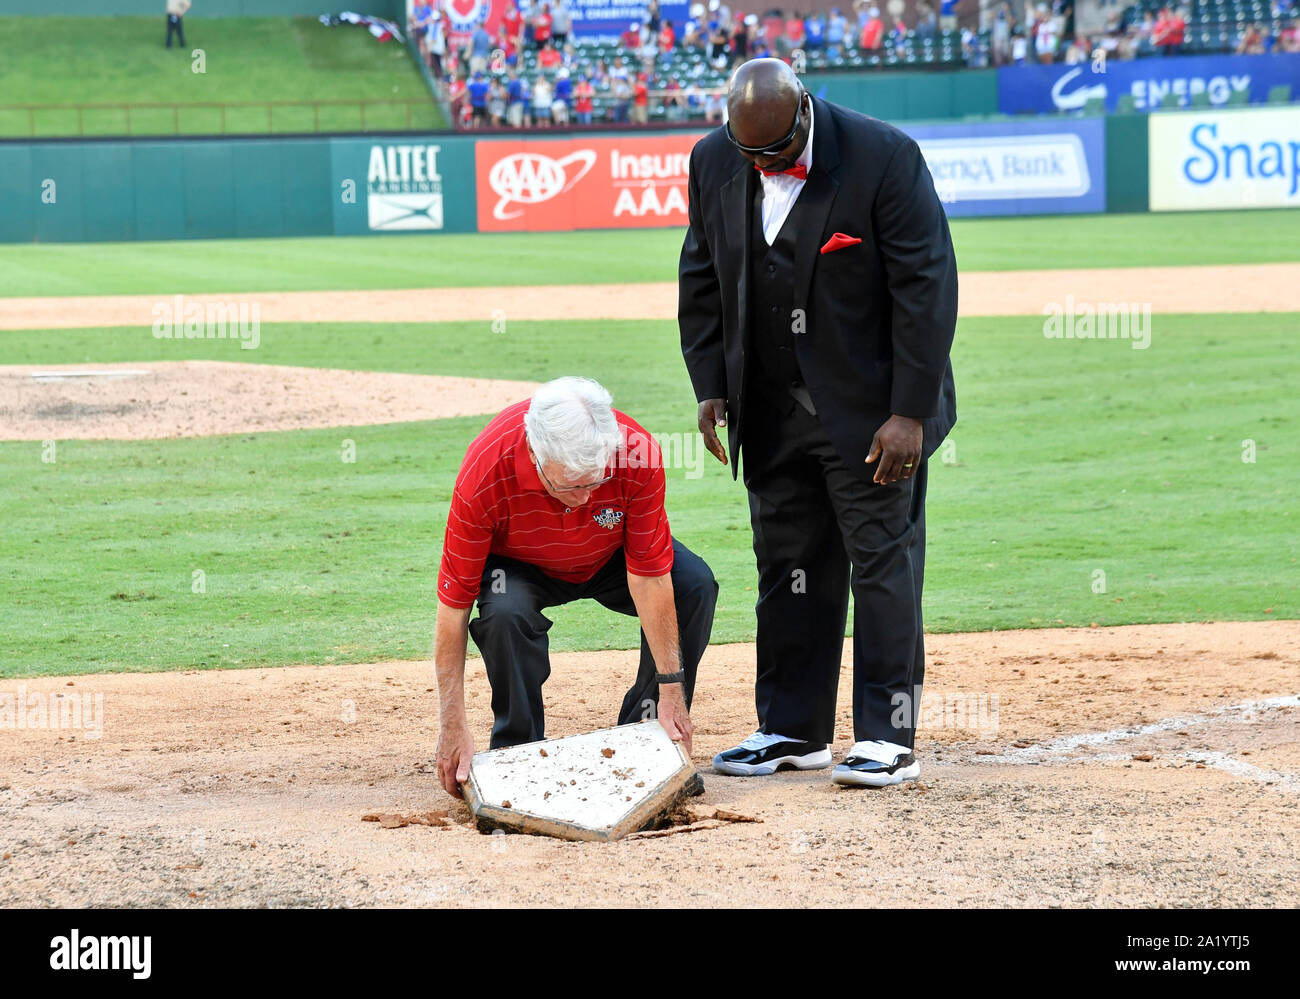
[514,434,547,492]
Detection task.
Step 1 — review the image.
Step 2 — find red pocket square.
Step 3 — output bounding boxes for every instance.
[820,232,863,255]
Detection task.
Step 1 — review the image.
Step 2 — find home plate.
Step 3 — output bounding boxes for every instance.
[461,720,700,842]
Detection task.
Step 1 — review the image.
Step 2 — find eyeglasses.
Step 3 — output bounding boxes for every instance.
[725,89,808,155]
[534,456,614,494]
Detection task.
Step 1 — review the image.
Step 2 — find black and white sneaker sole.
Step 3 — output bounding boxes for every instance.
[713,749,834,776]
[831,760,921,787]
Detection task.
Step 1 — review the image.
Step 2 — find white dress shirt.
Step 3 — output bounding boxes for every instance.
[758,103,815,245]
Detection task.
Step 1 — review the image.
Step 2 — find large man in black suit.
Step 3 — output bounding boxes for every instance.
[679,59,957,787]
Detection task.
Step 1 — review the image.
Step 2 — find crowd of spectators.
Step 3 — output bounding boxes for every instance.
[448,60,703,128]
[981,1,1300,68]
[413,1,983,127]
[408,0,1299,128]
[984,2,1069,65]
[1232,0,1300,53]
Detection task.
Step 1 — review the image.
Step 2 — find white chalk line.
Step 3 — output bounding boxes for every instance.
[1183,751,1300,793]
[1014,750,1300,793]
[971,693,1300,793]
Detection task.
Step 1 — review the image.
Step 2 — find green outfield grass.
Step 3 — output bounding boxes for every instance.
[2,211,1297,298]
[1,309,1296,677]
[0,16,444,137]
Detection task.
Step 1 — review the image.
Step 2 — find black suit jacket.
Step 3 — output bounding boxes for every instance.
[678,96,958,478]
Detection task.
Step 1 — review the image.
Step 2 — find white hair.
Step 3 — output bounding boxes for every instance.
[524,377,622,479]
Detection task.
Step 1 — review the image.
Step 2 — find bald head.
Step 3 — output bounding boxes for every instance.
[727,59,804,150]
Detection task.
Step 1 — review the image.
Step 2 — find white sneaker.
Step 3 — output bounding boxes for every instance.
[712,730,833,776]
[832,740,920,787]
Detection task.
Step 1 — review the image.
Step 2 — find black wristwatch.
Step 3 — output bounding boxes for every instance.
[655,670,686,685]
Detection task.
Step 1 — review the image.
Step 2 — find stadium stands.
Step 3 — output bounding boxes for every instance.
[444,27,967,127]
[430,1,1297,129]
[1118,0,1296,55]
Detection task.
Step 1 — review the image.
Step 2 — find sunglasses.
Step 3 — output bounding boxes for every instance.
[534,456,614,494]
[725,89,808,155]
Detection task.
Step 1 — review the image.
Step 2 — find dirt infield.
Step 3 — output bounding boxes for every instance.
[2,621,1296,908]
[0,362,540,440]
[2,262,1298,330]
[4,257,1297,909]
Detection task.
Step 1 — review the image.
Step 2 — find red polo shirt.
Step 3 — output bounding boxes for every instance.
[437,400,674,609]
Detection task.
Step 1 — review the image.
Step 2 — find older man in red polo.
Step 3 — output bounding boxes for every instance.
[434,376,718,798]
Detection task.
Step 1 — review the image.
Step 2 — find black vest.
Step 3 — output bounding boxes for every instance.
[748,182,809,409]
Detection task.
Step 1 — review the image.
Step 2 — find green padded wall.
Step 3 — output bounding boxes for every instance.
[803,69,1000,122]
[1105,113,1150,213]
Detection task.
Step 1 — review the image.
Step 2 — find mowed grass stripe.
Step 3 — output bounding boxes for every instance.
[1,312,1295,676]
[2,210,1298,299]
[0,16,443,137]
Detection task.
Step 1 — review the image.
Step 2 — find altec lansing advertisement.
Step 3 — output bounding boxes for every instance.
[366,142,446,230]
[1149,106,1300,211]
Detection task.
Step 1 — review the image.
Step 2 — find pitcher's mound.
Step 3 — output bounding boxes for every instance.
[0,362,541,440]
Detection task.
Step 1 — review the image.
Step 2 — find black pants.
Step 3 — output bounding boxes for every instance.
[468,539,717,749]
[742,391,928,748]
[166,14,185,48]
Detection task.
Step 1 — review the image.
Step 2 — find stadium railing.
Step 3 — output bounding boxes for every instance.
[0,99,438,138]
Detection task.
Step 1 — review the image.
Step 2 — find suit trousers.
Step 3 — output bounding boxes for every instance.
[741,391,928,747]
[468,539,717,749]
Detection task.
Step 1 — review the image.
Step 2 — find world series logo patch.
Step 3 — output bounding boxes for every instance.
[593,507,625,530]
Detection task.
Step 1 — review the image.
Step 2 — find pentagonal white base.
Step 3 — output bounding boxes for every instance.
[462,720,696,842]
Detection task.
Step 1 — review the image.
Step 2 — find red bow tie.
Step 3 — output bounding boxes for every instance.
[756,163,807,180]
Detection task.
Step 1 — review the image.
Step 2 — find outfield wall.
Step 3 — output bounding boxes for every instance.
[1,104,1295,243]
[998,52,1300,115]
[1148,105,1300,211]
[812,52,1300,121]
[804,69,1000,122]
[1,138,335,243]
